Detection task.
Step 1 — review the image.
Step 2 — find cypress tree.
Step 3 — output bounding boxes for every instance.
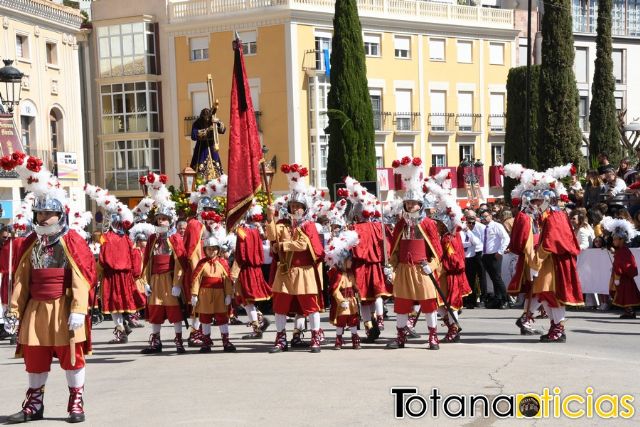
[326,0,376,194]
[504,65,540,200]
[588,0,620,164]
[537,0,583,170]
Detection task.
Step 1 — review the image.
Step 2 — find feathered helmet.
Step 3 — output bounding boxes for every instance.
[344,176,382,222]
[0,152,69,237]
[273,195,290,221]
[601,216,638,242]
[140,172,176,224]
[504,163,574,210]
[189,174,227,218]
[392,156,424,205]
[128,222,155,243]
[132,197,154,223]
[202,213,226,250]
[328,189,349,228]
[67,207,93,240]
[307,187,330,222]
[280,163,310,213]
[424,177,463,233]
[324,230,359,270]
[84,184,134,232]
[245,201,264,223]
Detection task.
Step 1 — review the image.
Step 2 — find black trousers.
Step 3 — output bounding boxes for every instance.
[464,251,486,304]
[482,253,507,303]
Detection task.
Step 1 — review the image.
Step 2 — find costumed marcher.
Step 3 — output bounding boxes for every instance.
[326,229,361,350]
[128,220,155,327]
[529,169,584,342]
[601,216,640,318]
[2,152,96,423]
[190,221,236,352]
[343,177,390,343]
[85,185,145,344]
[266,164,325,353]
[190,107,226,177]
[231,202,272,339]
[503,164,548,335]
[424,177,471,343]
[386,157,444,350]
[139,173,188,354]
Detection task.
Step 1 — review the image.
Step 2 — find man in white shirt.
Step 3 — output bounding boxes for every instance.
[602,167,627,197]
[462,211,486,308]
[479,210,511,309]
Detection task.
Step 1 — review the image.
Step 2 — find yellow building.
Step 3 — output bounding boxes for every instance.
[171,1,519,200]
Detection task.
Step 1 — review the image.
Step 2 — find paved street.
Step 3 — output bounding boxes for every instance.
[1,308,639,426]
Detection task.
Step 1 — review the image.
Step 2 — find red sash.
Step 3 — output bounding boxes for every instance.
[29,268,71,301]
[341,287,355,298]
[398,240,428,264]
[201,277,224,289]
[291,251,315,267]
[152,254,174,274]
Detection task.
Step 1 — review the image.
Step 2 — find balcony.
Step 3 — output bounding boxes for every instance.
[488,114,505,135]
[374,111,393,133]
[169,0,514,29]
[428,113,455,134]
[455,113,482,135]
[394,112,421,134]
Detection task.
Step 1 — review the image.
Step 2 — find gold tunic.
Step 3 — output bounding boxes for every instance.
[191,260,233,314]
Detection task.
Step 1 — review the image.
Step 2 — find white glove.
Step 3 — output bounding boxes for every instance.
[144,284,152,296]
[68,313,85,331]
[224,295,232,306]
[340,300,350,309]
[421,262,433,276]
[614,279,620,286]
[191,295,199,307]
[171,286,182,297]
[383,266,393,277]
[530,269,539,279]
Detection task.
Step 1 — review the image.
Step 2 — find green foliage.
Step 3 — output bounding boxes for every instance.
[588,0,621,164]
[326,0,376,193]
[504,65,540,200]
[537,0,583,170]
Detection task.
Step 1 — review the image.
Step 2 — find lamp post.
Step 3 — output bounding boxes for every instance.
[0,60,24,114]
[178,166,198,193]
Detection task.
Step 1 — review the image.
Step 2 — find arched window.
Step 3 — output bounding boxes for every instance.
[19,100,37,154]
[50,107,64,175]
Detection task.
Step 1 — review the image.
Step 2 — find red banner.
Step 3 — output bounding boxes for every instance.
[456,166,484,189]
[225,37,263,232]
[489,165,504,188]
[0,114,25,156]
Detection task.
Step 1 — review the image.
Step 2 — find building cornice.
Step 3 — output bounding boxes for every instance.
[0,0,83,31]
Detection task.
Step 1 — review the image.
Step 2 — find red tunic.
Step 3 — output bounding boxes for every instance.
[507,211,535,295]
[610,246,640,308]
[99,231,145,313]
[234,226,271,304]
[440,232,472,310]
[0,236,25,304]
[351,221,392,300]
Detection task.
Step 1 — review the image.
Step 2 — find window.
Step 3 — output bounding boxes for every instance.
[16,34,29,59]
[50,108,63,175]
[578,95,588,131]
[370,89,383,131]
[315,32,332,71]
[614,92,624,112]
[20,116,35,154]
[239,31,257,56]
[519,37,528,66]
[364,34,381,57]
[457,91,474,130]
[489,93,505,131]
[459,145,474,163]
[429,38,445,61]
[101,82,160,134]
[104,139,162,191]
[309,135,329,188]
[395,89,412,131]
[375,144,384,168]
[190,37,209,61]
[457,40,473,63]
[489,42,504,65]
[492,145,504,165]
[191,91,208,117]
[430,90,447,131]
[97,22,157,77]
[308,75,330,131]
[574,47,588,83]
[394,36,410,59]
[432,145,447,167]
[612,49,624,83]
[46,42,58,66]
[396,144,413,159]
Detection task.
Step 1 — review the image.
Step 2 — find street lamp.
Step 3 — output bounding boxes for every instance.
[178,166,197,193]
[0,60,24,114]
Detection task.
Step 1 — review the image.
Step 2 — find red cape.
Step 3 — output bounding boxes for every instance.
[99,231,134,271]
[508,211,531,256]
[351,221,390,263]
[235,226,264,267]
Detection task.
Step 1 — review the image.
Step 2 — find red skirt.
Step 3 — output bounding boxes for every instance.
[611,277,640,308]
[102,269,146,313]
[444,274,472,311]
[236,266,272,304]
[353,260,391,300]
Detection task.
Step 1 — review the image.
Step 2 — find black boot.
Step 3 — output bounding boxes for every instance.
[67,386,85,423]
[140,333,162,354]
[7,386,45,423]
